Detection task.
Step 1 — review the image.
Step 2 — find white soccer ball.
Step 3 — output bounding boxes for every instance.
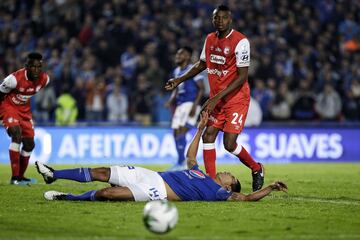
[143,200,178,234]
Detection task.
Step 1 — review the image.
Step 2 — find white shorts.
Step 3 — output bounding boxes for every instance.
[171,102,201,129]
[109,166,167,202]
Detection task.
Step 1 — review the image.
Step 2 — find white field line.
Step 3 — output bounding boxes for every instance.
[273,195,360,206]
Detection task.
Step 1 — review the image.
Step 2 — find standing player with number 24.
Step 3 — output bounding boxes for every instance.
[165,5,264,191]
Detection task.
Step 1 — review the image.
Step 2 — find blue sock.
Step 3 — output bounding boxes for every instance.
[66,190,97,201]
[175,134,186,165]
[53,168,92,182]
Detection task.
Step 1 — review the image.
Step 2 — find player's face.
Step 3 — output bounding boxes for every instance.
[212,10,232,32]
[217,172,236,188]
[175,49,190,65]
[26,59,42,80]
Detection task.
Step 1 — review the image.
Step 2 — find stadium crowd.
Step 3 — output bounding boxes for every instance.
[0,0,359,125]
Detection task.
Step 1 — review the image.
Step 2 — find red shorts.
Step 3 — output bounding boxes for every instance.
[208,102,249,134]
[0,109,34,138]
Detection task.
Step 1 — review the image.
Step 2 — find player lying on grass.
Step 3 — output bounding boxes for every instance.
[36,112,287,202]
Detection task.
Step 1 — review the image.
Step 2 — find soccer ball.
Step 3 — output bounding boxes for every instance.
[143,200,178,234]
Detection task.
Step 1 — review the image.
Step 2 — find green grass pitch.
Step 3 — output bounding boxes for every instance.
[0,163,359,240]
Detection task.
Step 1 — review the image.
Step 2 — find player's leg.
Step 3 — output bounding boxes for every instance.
[7,125,22,184]
[223,104,264,191]
[202,125,220,179]
[169,104,187,170]
[43,186,135,201]
[36,161,95,184]
[19,137,36,183]
[173,127,188,168]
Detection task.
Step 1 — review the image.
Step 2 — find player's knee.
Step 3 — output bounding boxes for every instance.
[223,141,236,152]
[22,140,35,151]
[8,127,22,142]
[202,132,216,143]
[96,187,124,200]
[91,167,110,182]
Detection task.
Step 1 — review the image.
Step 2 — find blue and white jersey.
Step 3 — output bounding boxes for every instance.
[173,64,203,106]
[159,165,232,201]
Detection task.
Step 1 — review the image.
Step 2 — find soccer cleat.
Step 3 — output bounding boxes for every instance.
[10,177,28,185]
[44,191,68,201]
[20,177,38,184]
[252,163,265,192]
[35,161,56,184]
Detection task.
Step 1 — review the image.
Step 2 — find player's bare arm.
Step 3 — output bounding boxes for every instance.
[165,60,207,91]
[202,67,248,112]
[227,181,288,202]
[186,111,208,169]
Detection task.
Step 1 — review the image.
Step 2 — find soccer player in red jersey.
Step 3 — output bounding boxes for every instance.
[0,52,50,185]
[165,5,264,191]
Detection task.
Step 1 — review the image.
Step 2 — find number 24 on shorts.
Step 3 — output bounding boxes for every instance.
[231,113,243,126]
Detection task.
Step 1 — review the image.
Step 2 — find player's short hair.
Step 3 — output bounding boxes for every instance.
[231,179,241,192]
[215,5,231,13]
[181,46,193,55]
[27,52,43,61]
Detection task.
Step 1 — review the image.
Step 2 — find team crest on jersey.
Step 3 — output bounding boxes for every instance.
[26,88,34,92]
[224,47,230,55]
[19,88,24,92]
[210,45,214,51]
[215,47,222,52]
[189,170,206,179]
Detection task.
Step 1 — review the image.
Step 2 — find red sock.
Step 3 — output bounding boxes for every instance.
[19,150,31,178]
[231,144,260,172]
[9,143,21,177]
[203,143,216,179]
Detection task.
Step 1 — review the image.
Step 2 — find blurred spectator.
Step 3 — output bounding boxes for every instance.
[245,97,262,127]
[71,77,87,121]
[343,79,360,120]
[55,86,78,126]
[315,83,342,121]
[85,78,106,122]
[131,74,153,125]
[33,82,57,124]
[292,81,316,121]
[271,82,294,120]
[106,85,128,122]
[252,79,274,120]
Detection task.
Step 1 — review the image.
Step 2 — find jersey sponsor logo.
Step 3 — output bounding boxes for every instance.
[210,54,226,65]
[189,170,206,179]
[11,94,33,105]
[241,55,249,61]
[206,68,229,77]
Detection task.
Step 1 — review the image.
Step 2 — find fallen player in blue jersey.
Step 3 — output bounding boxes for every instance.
[36,111,287,202]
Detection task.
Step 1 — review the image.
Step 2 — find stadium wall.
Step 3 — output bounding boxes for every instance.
[0,126,359,165]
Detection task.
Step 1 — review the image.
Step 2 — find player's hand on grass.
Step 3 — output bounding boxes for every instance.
[197,111,209,130]
[165,78,180,90]
[271,181,288,193]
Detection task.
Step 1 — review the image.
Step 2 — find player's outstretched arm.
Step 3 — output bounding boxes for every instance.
[227,181,288,202]
[186,111,208,169]
[165,60,207,91]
